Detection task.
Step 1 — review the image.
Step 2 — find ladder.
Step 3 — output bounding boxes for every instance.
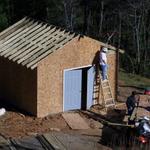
[100,73,116,110]
[92,69,101,105]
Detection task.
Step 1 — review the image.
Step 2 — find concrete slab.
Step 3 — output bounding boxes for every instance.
[62,113,89,129]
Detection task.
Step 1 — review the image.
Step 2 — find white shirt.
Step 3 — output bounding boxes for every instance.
[99,51,107,65]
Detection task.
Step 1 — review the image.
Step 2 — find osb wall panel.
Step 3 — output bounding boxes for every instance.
[0,58,37,115]
[37,36,117,117]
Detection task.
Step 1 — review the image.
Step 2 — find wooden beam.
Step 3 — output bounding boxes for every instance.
[2,20,42,56]
[6,22,40,59]
[0,18,30,47]
[99,41,124,54]
[16,28,59,64]
[1,22,45,57]
[29,33,75,69]
[22,23,46,40]
[22,31,68,66]
[20,29,66,65]
[0,20,32,54]
[13,28,55,63]
[129,107,138,121]
[0,17,28,40]
[20,22,44,39]
[0,21,35,56]
[4,24,50,58]
[9,27,56,61]
[21,25,51,46]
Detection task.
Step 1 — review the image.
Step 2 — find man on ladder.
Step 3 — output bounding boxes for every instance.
[99,46,108,81]
[98,46,115,109]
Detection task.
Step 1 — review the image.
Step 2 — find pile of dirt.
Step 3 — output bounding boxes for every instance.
[0,111,69,138]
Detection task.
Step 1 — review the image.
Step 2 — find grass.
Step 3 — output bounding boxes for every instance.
[119,70,150,88]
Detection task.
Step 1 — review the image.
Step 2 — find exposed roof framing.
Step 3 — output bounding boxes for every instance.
[0,17,76,69]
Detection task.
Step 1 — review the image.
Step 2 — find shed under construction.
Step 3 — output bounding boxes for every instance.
[0,17,119,117]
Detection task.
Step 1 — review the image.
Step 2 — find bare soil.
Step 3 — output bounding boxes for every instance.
[0,111,69,138]
[0,80,145,139]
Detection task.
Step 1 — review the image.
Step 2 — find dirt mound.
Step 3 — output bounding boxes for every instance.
[0,111,68,138]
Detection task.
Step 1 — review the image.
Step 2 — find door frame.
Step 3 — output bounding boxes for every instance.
[63,65,92,111]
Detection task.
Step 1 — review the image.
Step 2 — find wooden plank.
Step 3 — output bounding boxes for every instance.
[9,24,54,61]
[21,22,44,39]
[0,18,30,47]
[8,23,50,60]
[130,107,138,121]
[21,25,48,43]
[1,22,45,57]
[5,22,40,59]
[25,25,52,43]
[0,136,17,150]
[0,20,33,54]
[2,41,29,57]
[3,23,47,58]
[10,138,44,150]
[30,33,75,69]
[0,17,27,40]
[0,135,8,145]
[0,21,35,56]
[18,29,64,64]
[0,22,44,56]
[0,20,34,46]
[42,133,67,150]
[21,23,46,41]
[4,24,50,58]
[105,104,115,107]
[62,113,89,129]
[12,27,57,62]
[22,31,69,66]
[99,41,124,54]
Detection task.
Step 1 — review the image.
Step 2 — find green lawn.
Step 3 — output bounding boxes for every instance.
[119,70,150,88]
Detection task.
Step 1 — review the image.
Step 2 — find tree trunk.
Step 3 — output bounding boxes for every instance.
[99,1,104,38]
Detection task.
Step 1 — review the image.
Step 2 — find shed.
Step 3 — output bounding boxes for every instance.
[0,17,119,117]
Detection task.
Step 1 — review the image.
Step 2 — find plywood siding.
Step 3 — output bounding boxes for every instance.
[37,36,117,117]
[0,58,37,115]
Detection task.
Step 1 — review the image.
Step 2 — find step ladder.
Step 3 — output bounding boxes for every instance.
[100,73,116,110]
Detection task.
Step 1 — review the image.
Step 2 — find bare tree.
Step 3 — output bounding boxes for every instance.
[99,1,104,38]
[63,0,75,31]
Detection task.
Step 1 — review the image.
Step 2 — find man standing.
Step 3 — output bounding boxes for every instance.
[99,46,108,81]
[126,91,139,116]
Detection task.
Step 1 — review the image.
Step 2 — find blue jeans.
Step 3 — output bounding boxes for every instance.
[100,64,107,80]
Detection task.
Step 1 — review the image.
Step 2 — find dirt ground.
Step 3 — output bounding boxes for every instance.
[0,80,146,140]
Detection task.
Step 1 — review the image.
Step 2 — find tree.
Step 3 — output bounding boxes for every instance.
[0,0,149,76]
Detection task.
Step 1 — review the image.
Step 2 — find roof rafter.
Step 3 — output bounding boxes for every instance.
[0,17,76,69]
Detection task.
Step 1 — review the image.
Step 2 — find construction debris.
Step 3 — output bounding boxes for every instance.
[0,132,104,150]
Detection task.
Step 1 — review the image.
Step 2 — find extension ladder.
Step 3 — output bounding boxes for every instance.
[100,73,116,110]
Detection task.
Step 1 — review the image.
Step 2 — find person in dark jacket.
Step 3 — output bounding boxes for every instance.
[126,91,139,116]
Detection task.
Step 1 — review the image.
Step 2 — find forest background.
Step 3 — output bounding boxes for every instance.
[0,0,149,76]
